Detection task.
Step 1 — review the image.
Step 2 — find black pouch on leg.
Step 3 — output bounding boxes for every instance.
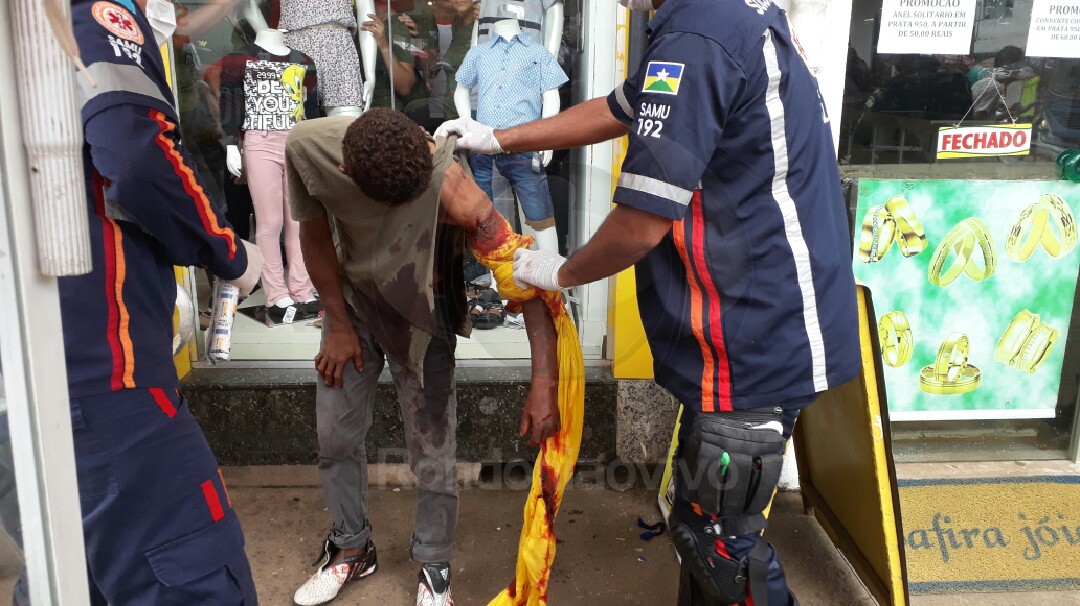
[681,407,787,527]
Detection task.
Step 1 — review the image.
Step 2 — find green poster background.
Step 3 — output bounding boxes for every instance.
[852,179,1080,420]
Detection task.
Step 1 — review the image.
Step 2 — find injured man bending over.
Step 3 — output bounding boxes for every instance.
[286,108,560,606]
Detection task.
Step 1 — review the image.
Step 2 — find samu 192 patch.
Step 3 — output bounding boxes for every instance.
[92,1,144,45]
[642,62,684,96]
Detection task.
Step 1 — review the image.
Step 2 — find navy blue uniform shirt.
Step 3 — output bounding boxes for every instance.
[64,0,247,397]
[607,0,860,411]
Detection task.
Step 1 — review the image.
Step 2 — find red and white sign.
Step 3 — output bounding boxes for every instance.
[92,1,144,45]
[937,124,1032,159]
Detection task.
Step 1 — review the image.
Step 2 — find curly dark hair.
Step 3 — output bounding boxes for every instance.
[341,108,433,205]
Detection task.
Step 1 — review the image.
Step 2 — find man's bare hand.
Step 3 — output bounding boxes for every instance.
[315,327,363,388]
[520,379,560,445]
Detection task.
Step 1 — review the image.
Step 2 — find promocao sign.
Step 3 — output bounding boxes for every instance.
[937,124,1033,159]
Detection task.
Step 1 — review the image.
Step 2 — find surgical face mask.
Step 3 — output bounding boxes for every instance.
[617,0,656,11]
[145,0,177,46]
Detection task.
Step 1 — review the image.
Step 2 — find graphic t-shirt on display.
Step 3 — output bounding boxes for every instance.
[219,46,320,143]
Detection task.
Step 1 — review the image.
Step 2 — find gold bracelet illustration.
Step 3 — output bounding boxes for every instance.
[919,365,982,395]
[858,205,896,263]
[884,195,927,257]
[928,218,995,286]
[878,311,913,368]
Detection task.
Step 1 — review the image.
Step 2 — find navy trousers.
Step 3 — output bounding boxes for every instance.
[70,388,257,605]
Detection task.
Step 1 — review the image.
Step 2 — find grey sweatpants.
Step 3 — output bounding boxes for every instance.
[316,305,458,563]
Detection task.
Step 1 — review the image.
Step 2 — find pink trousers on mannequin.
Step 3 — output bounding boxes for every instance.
[244,129,314,306]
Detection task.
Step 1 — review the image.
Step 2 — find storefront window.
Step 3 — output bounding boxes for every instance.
[840,0,1080,165]
[839,0,1080,461]
[172,0,607,364]
[0,371,24,602]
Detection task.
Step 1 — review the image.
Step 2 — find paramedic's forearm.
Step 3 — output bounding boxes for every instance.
[496,97,629,153]
[558,205,672,287]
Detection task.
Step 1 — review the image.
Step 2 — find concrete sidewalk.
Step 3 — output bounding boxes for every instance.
[236,483,1080,605]
[236,486,875,605]
[0,481,1075,603]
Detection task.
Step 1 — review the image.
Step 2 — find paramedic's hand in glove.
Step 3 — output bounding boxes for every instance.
[513,248,567,292]
[435,117,505,154]
[225,240,263,297]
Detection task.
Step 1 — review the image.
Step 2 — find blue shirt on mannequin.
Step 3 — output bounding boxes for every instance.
[456,31,567,130]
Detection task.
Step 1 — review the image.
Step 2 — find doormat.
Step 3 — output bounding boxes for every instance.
[898,476,1080,594]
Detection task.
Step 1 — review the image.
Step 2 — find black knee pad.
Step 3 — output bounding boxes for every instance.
[679,407,787,532]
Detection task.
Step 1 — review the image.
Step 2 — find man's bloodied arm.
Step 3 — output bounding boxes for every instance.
[440,162,560,444]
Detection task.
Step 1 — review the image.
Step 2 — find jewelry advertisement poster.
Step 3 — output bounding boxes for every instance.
[852,178,1079,420]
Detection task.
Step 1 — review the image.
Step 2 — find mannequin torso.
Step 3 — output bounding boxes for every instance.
[254,28,290,56]
[491,17,520,40]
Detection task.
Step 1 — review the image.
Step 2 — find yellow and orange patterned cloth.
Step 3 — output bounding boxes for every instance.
[471,228,585,606]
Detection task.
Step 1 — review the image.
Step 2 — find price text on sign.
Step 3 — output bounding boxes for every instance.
[1026,0,1080,58]
[937,124,1032,159]
[877,0,978,55]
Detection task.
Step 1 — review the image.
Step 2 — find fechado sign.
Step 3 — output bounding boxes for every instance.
[937,124,1033,159]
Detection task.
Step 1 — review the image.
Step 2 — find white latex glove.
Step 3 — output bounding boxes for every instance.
[434,117,505,154]
[225,240,263,297]
[539,149,553,167]
[512,248,567,292]
[226,145,243,178]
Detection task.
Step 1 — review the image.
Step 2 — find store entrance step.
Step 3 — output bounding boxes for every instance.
[181,365,616,466]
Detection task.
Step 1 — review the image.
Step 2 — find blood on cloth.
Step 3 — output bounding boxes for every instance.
[471,222,585,606]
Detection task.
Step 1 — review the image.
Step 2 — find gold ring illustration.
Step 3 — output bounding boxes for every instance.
[1006,205,1059,261]
[1007,194,1076,261]
[933,332,969,382]
[878,311,913,368]
[1015,322,1059,374]
[858,205,897,263]
[994,310,1039,365]
[928,218,996,286]
[919,365,982,395]
[995,310,1060,374]
[884,195,927,257]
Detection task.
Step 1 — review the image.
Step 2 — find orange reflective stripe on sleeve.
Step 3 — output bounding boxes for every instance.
[149,109,238,259]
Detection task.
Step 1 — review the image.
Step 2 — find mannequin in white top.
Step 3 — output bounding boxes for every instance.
[238,0,377,115]
[455,17,562,254]
[226,28,293,178]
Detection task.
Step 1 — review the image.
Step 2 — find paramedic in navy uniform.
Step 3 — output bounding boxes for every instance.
[439,0,861,602]
[45,0,263,603]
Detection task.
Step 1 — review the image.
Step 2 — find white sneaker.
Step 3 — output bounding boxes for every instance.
[416,562,454,606]
[293,539,378,606]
